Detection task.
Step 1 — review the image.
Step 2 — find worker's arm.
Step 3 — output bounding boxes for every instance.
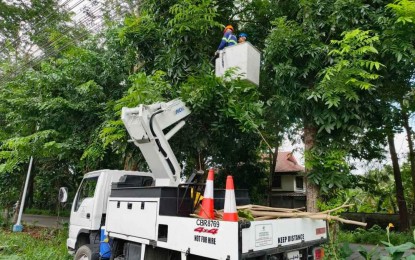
[217,31,231,51]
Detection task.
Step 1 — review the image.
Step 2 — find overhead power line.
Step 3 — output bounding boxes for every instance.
[0,2,108,86]
[0,0,80,56]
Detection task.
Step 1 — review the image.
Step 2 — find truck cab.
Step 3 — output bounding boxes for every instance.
[67,170,154,254]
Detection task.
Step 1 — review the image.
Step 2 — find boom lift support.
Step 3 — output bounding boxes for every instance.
[121,99,191,187]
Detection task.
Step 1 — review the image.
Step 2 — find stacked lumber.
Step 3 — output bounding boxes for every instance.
[191,203,367,227]
[235,204,367,227]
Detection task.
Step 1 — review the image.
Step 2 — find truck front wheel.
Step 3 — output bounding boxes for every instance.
[74,244,100,260]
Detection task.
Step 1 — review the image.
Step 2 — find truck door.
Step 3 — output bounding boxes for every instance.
[70,176,99,231]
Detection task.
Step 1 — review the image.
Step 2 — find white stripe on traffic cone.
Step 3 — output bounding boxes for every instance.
[199,168,215,219]
[223,175,238,222]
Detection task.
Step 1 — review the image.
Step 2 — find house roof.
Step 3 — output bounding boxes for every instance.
[275,152,305,173]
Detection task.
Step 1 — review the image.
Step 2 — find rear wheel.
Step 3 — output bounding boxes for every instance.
[74,244,100,260]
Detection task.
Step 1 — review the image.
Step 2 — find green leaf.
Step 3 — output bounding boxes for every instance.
[385,242,415,255]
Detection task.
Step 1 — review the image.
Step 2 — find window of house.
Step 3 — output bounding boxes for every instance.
[272,174,282,188]
[296,176,304,190]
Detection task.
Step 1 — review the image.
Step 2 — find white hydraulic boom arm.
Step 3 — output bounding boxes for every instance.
[121,99,191,187]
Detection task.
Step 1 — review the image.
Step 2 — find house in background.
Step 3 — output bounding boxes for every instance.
[270,151,306,209]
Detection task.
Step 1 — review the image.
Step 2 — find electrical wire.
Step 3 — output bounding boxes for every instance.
[0,0,133,86]
[0,4,106,86]
[0,19,102,86]
[0,0,81,55]
[6,0,97,60]
[0,0,98,80]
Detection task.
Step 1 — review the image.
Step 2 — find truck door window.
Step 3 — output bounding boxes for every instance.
[74,176,98,211]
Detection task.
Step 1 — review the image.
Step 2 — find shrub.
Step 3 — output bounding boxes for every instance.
[338,225,413,245]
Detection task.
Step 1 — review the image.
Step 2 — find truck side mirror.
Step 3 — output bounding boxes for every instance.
[58,187,68,203]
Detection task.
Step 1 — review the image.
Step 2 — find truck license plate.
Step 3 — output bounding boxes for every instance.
[286,250,300,260]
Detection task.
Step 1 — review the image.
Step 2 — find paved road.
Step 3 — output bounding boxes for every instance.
[21,214,69,228]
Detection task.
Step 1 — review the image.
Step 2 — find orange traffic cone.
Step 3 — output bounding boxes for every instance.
[199,168,215,219]
[223,175,238,222]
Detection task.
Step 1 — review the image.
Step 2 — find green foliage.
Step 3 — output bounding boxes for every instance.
[119,0,222,84]
[387,0,415,25]
[358,167,397,213]
[262,1,393,205]
[313,29,383,106]
[24,208,70,218]
[323,241,354,260]
[180,71,264,133]
[1,0,415,217]
[357,245,380,260]
[339,225,413,245]
[0,227,71,260]
[381,242,415,260]
[99,71,173,150]
[379,224,415,259]
[237,209,254,221]
[168,0,220,34]
[105,0,270,184]
[306,148,351,194]
[317,191,352,215]
[320,162,407,214]
[321,225,415,259]
[347,225,415,259]
[0,26,137,210]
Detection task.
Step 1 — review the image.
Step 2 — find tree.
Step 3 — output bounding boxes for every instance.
[263,0,384,212]
[0,25,137,213]
[99,0,268,200]
[383,0,415,216]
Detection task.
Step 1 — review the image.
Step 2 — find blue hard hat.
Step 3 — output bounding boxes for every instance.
[239,33,248,38]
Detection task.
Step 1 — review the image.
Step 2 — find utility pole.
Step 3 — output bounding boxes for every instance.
[13,156,34,232]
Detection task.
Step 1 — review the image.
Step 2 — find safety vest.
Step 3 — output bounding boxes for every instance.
[222,33,237,47]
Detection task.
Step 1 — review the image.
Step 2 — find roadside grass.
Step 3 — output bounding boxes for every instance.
[0,226,71,260]
[338,225,413,245]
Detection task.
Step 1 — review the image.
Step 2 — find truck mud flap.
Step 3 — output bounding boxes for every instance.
[124,242,142,260]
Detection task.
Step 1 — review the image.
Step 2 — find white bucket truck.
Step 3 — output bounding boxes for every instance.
[67,99,328,260]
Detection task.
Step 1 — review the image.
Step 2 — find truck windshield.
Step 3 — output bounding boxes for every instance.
[74,176,98,211]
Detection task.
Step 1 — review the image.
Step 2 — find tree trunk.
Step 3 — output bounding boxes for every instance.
[196,151,206,172]
[402,109,415,213]
[387,132,410,231]
[304,123,319,213]
[268,145,279,206]
[123,149,138,171]
[12,200,20,223]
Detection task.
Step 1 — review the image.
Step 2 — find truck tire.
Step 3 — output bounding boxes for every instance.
[74,244,100,260]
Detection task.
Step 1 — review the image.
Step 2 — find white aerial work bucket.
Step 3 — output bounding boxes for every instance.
[215,42,261,86]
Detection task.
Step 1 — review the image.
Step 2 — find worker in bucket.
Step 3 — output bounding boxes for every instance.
[238,32,248,43]
[215,25,237,55]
